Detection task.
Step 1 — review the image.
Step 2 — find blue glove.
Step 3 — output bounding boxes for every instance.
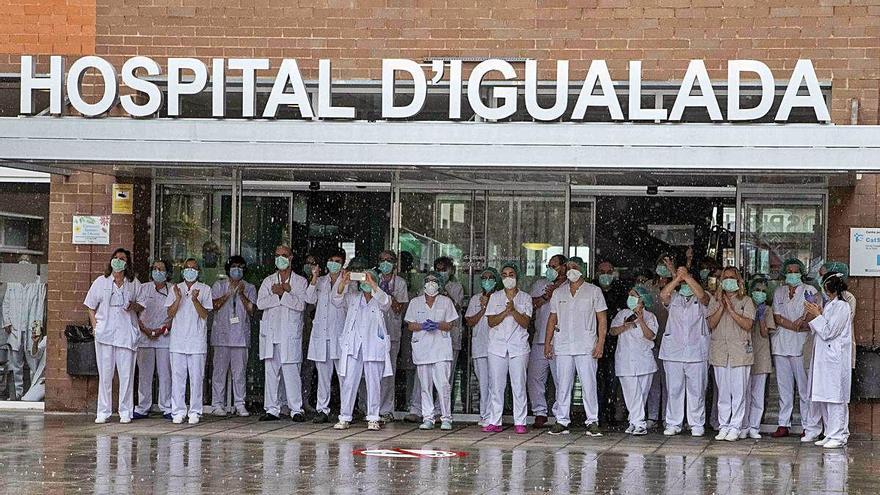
[421,319,438,332]
[756,304,766,321]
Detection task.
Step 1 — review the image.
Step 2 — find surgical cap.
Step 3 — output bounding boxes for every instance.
[783,258,806,275]
[633,285,654,309]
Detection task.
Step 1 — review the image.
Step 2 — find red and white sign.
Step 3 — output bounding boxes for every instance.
[354,448,468,459]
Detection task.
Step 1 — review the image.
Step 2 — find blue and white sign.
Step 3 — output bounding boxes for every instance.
[850,228,880,277]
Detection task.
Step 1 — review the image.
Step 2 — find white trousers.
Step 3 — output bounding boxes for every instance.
[813,401,849,442]
[339,352,383,422]
[714,365,750,432]
[136,347,171,415]
[170,352,206,418]
[774,355,810,427]
[473,356,491,424]
[742,373,768,433]
[211,346,248,409]
[554,354,598,427]
[620,373,654,429]
[663,360,708,430]
[313,344,339,415]
[417,361,452,422]
[646,354,665,422]
[263,343,303,417]
[527,343,557,417]
[95,342,136,420]
[8,331,38,399]
[379,339,401,415]
[488,353,529,426]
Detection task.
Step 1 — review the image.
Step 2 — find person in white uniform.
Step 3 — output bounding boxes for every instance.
[332,269,394,431]
[527,254,566,429]
[434,257,464,411]
[610,285,659,435]
[20,326,46,402]
[165,258,214,424]
[256,245,318,422]
[544,257,607,437]
[134,259,173,420]
[803,271,852,449]
[404,272,459,430]
[2,260,46,401]
[84,248,141,424]
[376,250,409,423]
[707,267,756,442]
[740,275,774,439]
[210,255,257,417]
[817,262,856,372]
[464,267,501,427]
[659,266,711,437]
[770,258,818,438]
[307,248,350,424]
[484,263,533,434]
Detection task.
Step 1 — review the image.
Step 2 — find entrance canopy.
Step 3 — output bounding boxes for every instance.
[0,118,877,175]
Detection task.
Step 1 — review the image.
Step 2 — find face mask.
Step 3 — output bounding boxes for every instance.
[545,267,558,282]
[566,269,582,282]
[326,261,342,274]
[302,264,313,275]
[424,281,440,297]
[502,277,517,290]
[378,261,394,274]
[151,270,166,283]
[679,284,694,298]
[751,291,767,305]
[182,268,198,282]
[785,273,802,286]
[481,279,496,292]
[721,278,739,292]
[769,270,782,280]
[598,274,614,287]
[229,267,244,280]
[360,282,373,293]
[110,258,126,273]
[655,265,672,278]
[626,295,639,311]
[275,256,290,270]
[437,271,449,286]
[699,269,710,281]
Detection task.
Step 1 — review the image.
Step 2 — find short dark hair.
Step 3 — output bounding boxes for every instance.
[183,257,200,269]
[225,255,247,275]
[549,254,568,265]
[328,247,347,261]
[104,247,136,281]
[434,256,454,270]
[152,259,171,273]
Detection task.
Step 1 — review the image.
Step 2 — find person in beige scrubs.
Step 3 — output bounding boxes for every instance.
[740,275,774,439]
[707,266,756,442]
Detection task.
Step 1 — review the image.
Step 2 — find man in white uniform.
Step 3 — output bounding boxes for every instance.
[404,273,459,430]
[165,258,213,424]
[256,245,318,421]
[527,254,566,428]
[770,258,817,438]
[20,327,46,402]
[307,248,350,424]
[544,257,607,436]
[3,268,46,400]
[210,255,257,417]
[376,250,409,423]
[134,260,173,420]
[435,257,464,412]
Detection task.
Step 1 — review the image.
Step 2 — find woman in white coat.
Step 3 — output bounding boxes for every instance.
[804,272,853,449]
[484,263,533,434]
[332,269,393,431]
[464,267,500,427]
[83,248,141,424]
[134,259,173,420]
[610,285,658,435]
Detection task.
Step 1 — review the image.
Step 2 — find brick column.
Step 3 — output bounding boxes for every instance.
[45,170,134,412]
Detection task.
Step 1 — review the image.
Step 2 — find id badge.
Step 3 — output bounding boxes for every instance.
[229,315,241,325]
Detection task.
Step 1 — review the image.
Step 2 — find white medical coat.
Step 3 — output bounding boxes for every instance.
[164,281,213,354]
[405,294,458,365]
[808,299,853,404]
[84,276,141,351]
[307,274,352,362]
[256,272,317,363]
[333,288,394,378]
[612,309,659,377]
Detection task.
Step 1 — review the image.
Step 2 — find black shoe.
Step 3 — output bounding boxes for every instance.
[549,423,570,435]
[291,413,306,423]
[259,413,280,422]
[313,412,330,424]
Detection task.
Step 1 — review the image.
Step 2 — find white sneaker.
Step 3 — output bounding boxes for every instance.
[714,429,729,441]
[94,416,109,424]
[632,426,648,436]
[119,416,131,424]
[724,430,739,442]
[691,427,705,437]
[748,430,762,440]
[333,421,350,430]
[367,421,381,431]
[188,415,200,425]
[663,427,681,436]
[625,424,635,434]
[822,439,845,449]
[801,433,821,443]
[738,430,748,439]
[815,437,830,446]
[212,408,227,417]
[236,406,250,417]
[172,415,184,424]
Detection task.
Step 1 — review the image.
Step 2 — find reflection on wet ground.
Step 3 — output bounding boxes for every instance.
[0,412,867,494]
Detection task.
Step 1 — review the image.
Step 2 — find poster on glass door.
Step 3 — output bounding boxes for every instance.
[849,228,880,277]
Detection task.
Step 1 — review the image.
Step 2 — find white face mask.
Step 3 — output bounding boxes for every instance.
[424,281,440,297]
[502,277,517,290]
[566,269,582,282]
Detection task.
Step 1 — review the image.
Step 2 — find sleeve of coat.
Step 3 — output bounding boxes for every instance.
[256,278,279,310]
[809,303,849,341]
[279,276,307,311]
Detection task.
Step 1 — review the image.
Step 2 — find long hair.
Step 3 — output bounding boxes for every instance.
[822,272,848,300]
[104,247,136,282]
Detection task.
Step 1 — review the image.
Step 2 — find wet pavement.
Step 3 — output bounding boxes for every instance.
[0,412,869,494]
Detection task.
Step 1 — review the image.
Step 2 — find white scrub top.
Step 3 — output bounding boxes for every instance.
[335,289,394,377]
[465,293,491,359]
[612,308,659,377]
[164,281,214,355]
[379,274,409,342]
[485,289,533,358]
[307,274,352,362]
[404,294,458,365]
[444,281,465,351]
[529,278,555,345]
[658,292,710,363]
[84,276,140,351]
[549,281,607,356]
[210,279,257,348]
[136,282,171,349]
[771,283,817,356]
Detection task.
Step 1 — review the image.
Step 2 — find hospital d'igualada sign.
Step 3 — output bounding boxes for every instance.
[18,56,830,123]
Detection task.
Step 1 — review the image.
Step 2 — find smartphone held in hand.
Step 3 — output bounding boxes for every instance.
[350,272,366,281]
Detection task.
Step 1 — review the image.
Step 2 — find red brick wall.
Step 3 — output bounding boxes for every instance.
[45,171,132,412]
